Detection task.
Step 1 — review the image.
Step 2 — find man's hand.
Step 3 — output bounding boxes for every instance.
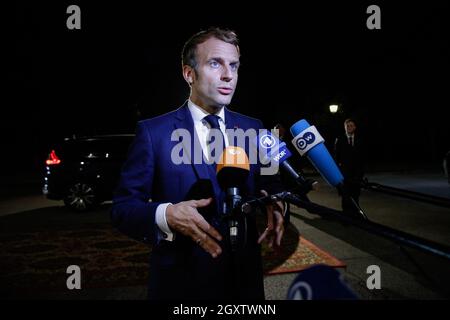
[166,198,223,258]
[257,190,285,248]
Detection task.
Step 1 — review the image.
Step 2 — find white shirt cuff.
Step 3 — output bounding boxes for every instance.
[155,202,175,241]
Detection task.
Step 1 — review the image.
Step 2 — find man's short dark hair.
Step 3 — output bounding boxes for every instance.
[181,27,240,70]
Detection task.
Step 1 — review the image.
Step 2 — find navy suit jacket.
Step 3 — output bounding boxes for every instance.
[111,102,281,300]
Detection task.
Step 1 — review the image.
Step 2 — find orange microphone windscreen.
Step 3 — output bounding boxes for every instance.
[216,146,250,189]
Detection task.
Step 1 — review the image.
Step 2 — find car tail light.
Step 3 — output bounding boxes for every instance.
[46,150,61,165]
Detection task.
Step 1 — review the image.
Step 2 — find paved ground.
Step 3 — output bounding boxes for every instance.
[265,173,450,299]
[365,171,450,199]
[1,170,449,300]
[265,177,450,300]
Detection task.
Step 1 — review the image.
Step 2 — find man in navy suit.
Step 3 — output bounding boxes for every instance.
[112,28,285,300]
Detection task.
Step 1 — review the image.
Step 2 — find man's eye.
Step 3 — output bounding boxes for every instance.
[210,61,220,68]
[231,64,239,71]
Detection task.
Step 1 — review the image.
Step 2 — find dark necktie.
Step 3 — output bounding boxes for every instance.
[203,114,226,164]
[348,136,353,146]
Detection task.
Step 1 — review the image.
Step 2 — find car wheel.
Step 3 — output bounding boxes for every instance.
[64,182,98,211]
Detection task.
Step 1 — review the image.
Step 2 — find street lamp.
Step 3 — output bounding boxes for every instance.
[329,104,339,113]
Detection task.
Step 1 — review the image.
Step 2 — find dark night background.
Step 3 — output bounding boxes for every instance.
[8,1,450,177]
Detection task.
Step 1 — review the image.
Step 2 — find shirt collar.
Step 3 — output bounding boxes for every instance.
[188,99,226,125]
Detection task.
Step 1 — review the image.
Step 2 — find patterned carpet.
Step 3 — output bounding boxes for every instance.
[0,222,345,297]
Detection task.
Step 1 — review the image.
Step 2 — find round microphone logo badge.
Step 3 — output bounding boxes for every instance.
[259,134,276,149]
[296,132,316,150]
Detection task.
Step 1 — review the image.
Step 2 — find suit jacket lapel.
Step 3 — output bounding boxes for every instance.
[224,107,238,131]
[174,103,224,210]
[174,102,209,180]
[224,107,239,149]
[224,107,253,155]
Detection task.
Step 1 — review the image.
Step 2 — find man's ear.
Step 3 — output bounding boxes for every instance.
[182,65,195,85]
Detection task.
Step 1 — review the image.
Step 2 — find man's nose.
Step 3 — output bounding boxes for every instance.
[221,66,233,82]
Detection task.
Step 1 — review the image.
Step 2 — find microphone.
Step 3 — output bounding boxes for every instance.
[290,120,343,187]
[216,146,250,250]
[255,129,318,195]
[290,120,367,219]
[287,264,358,300]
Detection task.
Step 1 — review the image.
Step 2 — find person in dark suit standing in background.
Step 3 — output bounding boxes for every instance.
[111,27,286,300]
[334,118,365,214]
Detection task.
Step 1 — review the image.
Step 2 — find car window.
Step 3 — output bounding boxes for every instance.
[59,137,133,160]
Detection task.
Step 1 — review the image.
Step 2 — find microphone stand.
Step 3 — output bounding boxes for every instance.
[222,187,250,299]
[336,183,368,220]
[242,191,450,261]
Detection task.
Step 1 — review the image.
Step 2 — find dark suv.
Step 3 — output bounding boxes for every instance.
[43,134,134,211]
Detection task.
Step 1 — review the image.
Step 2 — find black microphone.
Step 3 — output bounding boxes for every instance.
[216,146,250,251]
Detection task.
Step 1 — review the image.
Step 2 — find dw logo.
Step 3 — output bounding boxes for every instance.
[259,134,276,149]
[295,132,316,151]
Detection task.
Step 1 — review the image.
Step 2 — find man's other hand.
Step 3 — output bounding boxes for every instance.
[257,190,285,248]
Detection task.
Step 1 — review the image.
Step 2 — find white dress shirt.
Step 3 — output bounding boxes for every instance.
[155,100,229,241]
[346,133,355,146]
